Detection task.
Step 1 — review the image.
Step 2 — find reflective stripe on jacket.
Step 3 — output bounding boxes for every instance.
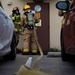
[61,19,65,25]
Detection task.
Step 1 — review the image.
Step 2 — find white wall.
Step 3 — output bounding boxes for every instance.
[1,0,27,15]
[49,0,63,49]
[1,0,63,50]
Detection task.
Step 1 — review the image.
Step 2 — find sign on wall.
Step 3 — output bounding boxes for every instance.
[35,19,41,26]
[34,5,42,26]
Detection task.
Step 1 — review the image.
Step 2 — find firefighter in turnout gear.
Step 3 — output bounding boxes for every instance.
[10,7,22,46]
[22,4,39,55]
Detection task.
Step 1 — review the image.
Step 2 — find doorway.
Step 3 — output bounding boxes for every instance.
[27,3,50,54]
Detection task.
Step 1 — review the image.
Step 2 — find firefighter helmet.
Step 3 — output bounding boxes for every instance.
[13,7,19,11]
[23,5,30,10]
[12,7,20,15]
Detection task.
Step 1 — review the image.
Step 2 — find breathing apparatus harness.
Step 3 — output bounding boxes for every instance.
[24,11,35,30]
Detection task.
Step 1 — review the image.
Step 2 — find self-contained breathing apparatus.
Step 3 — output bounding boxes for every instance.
[24,11,35,30]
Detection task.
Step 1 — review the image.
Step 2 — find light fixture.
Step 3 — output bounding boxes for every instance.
[7,1,12,6]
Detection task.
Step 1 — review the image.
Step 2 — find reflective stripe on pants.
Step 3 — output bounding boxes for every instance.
[23,48,29,52]
[32,50,37,53]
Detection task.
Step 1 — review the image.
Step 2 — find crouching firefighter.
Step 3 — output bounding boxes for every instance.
[22,4,39,55]
[10,7,22,46]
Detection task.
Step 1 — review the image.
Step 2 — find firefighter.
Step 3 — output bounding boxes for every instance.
[22,4,39,55]
[10,7,22,46]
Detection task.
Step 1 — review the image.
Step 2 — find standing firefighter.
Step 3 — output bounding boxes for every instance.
[22,4,39,55]
[10,7,22,46]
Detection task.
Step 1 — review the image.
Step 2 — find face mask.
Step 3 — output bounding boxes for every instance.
[13,10,20,15]
[28,10,31,13]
